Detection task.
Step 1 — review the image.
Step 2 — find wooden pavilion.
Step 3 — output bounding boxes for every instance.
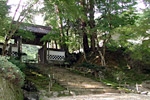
[0,22,65,63]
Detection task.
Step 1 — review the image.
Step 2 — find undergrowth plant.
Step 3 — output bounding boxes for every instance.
[0,56,25,87]
[8,57,26,71]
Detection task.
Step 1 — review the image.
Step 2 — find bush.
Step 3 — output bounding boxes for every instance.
[8,57,26,71]
[0,56,25,87]
[78,62,105,70]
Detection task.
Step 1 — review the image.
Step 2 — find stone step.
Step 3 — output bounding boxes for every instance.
[69,88,104,91]
[56,80,104,86]
[70,88,105,95]
[49,67,120,95]
[58,83,105,90]
[70,88,119,95]
[73,90,105,95]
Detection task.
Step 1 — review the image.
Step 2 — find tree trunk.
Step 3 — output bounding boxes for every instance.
[2,39,9,55]
[96,37,106,66]
[56,5,69,53]
[89,0,96,52]
[8,43,12,56]
[83,31,89,53]
[80,0,89,53]
[2,0,37,55]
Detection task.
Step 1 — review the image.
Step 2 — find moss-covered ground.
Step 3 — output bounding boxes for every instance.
[23,66,66,92]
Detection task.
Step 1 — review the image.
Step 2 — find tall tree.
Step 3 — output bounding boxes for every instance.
[94,0,137,65]
[79,0,90,53]
[89,0,96,51]
[42,0,84,53]
[0,0,10,40]
[1,0,39,55]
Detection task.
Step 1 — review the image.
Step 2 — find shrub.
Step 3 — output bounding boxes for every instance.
[0,56,25,87]
[8,57,26,71]
[79,62,105,70]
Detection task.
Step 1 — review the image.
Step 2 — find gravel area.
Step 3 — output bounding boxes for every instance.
[45,93,150,100]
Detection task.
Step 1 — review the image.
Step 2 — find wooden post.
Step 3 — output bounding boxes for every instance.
[47,42,50,61]
[54,40,58,49]
[42,46,44,63]
[8,43,12,56]
[44,42,47,63]
[18,36,22,60]
[42,42,47,63]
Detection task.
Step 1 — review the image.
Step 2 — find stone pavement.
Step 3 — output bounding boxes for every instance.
[48,66,119,95]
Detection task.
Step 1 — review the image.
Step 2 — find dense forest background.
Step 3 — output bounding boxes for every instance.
[0,0,149,74]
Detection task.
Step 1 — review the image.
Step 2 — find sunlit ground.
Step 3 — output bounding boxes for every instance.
[48,93,150,100]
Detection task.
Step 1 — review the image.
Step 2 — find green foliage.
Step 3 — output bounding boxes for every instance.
[96,0,137,31]
[22,44,39,59]
[106,42,122,51]
[16,29,35,40]
[51,83,66,91]
[130,44,150,64]
[78,62,105,70]
[41,29,60,42]
[24,66,66,93]
[0,56,25,87]
[0,1,9,17]
[118,9,150,64]
[8,57,26,71]
[106,7,150,66]
[123,69,149,84]
[41,0,85,52]
[43,0,82,27]
[0,0,10,37]
[77,61,150,85]
[113,71,126,83]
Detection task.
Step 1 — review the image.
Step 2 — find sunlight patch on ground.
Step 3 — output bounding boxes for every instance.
[67,82,101,88]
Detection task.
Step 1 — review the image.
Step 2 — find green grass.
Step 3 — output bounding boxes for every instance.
[24,68,66,92]
[51,83,66,91]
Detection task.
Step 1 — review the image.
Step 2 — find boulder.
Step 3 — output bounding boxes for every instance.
[0,76,23,100]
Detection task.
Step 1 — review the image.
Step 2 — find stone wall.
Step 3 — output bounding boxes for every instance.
[0,76,23,100]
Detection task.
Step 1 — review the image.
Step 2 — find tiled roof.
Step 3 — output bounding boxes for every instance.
[13,21,51,34]
[21,25,51,34]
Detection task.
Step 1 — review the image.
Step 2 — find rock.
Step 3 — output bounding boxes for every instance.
[53,92,59,97]
[70,91,76,96]
[60,91,64,94]
[22,80,38,92]
[142,80,150,89]
[42,96,49,100]
[22,80,39,100]
[0,77,23,100]
[39,90,46,95]
[140,91,149,95]
[63,90,70,95]
[23,91,39,100]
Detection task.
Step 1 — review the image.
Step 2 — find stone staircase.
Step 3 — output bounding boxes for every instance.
[49,67,119,95]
